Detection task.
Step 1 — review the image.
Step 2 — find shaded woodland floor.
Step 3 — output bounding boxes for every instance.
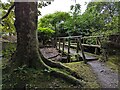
[2,47,119,89]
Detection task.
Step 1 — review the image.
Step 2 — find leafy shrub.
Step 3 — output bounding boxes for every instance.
[2,43,16,59]
[38,27,55,45]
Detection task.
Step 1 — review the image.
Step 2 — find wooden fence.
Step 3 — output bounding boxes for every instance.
[57,35,102,63]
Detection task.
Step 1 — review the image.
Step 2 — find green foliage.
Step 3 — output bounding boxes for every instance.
[38,27,55,34]
[2,43,16,59]
[38,11,71,37]
[38,27,55,44]
[85,2,119,36]
[13,65,27,74]
[1,2,15,35]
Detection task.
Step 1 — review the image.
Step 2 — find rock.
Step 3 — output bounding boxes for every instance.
[100,70,104,72]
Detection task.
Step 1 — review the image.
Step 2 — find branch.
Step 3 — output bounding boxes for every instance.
[0,3,15,20]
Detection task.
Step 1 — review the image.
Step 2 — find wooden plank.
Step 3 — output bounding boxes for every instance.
[82,36,103,39]
[82,44,101,48]
[58,45,99,60]
[58,35,82,39]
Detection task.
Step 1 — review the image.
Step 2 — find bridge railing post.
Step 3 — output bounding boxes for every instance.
[67,37,71,62]
[79,38,87,64]
[76,38,79,53]
[95,37,99,54]
[58,38,61,52]
[62,38,65,55]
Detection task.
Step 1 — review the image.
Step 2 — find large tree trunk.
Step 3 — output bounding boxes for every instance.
[14,2,41,68]
[12,2,83,86]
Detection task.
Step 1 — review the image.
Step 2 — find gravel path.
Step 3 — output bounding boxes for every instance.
[88,60,119,88]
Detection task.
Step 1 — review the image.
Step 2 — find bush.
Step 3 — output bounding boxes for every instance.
[2,42,16,59]
[38,27,55,45]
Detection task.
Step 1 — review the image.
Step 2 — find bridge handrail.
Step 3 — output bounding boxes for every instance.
[57,35,103,39]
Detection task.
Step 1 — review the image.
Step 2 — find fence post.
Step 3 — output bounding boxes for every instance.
[95,37,99,54]
[79,38,87,64]
[58,38,61,52]
[76,38,79,53]
[62,38,65,55]
[67,37,71,62]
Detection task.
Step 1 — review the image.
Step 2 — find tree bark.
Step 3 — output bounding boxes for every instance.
[14,2,42,68]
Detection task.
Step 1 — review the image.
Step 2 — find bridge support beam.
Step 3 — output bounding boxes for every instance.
[79,38,87,64]
[95,37,99,54]
[58,38,61,52]
[67,37,71,62]
[62,38,65,55]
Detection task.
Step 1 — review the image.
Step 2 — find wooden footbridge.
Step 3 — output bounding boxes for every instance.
[56,36,103,63]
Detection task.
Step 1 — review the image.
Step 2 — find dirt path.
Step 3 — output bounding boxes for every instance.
[88,60,119,88]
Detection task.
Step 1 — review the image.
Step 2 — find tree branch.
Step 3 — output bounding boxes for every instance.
[0,3,15,20]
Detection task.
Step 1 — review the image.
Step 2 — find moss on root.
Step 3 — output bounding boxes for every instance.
[2,66,81,89]
[2,50,84,89]
[64,62,100,88]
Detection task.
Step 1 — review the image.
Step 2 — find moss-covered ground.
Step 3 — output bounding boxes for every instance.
[106,55,120,74]
[64,62,100,88]
[2,58,101,89]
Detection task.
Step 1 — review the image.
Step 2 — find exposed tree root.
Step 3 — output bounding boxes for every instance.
[39,49,83,80]
[50,69,83,86]
[4,49,84,87]
[48,54,60,59]
[39,59,84,86]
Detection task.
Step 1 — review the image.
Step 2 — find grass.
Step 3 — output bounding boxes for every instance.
[106,55,120,73]
[64,61,100,88]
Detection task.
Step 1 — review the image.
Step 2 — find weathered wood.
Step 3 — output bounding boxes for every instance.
[58,35,82,39]
[67,37,71,62]
[82,36,102,39]
[95,37,99,54]
[62,38,65,55]
[82,44,101,48]
[58,38,61,51]
[78,38,87,64]
[76,38,79,53]
[57,35,103,63]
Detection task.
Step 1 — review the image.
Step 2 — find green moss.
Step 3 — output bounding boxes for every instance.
[64,62,100,88]
[2,66,74,89]
[2,59,82,89]
[106,55,120,73]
